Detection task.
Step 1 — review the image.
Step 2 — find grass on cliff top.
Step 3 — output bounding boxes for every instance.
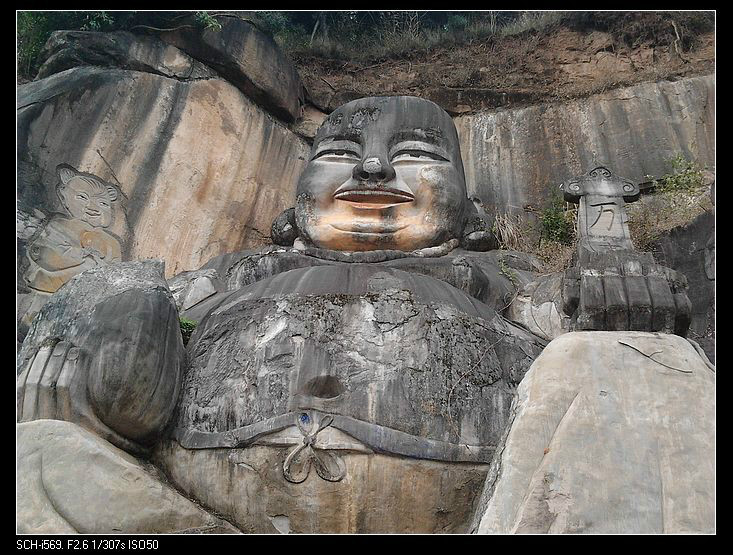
[18,11,714,79]
[262,11,714,64]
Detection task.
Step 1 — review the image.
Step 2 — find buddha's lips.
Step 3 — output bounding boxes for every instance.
[330,221,408,233]
[333,188,414,207]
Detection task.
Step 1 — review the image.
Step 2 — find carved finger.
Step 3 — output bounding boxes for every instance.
[36,341,73,420]
[625,275,653,331]
[19,342,56,422]
[602,275,629,331]
[647,276,676,333]
[561,267,580,318]
[576,274,606,330]
[673,292,692,336]
[55,346,82,422]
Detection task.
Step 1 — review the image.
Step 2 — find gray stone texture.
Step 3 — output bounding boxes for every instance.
[167,268,224,312]
[158,17,305,122]
[507,272,570,341]
[652,210,715,361]
[18,67,310,278]
[455,75,714,217]
[17,420,238,534]
[173,265,546,456]
[156,441,487,533]
[471,331,715,534]
[558,167,692,336]
[36,30,218,81]
[17,260,184,454]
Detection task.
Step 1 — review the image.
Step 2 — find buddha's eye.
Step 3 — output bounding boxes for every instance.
[76,193,89,200]
[99,201,109,207]
[313,149,360,161]
[391,150,448,162]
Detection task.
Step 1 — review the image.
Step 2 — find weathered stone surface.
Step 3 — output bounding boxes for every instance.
[159,17,305,122]
[196,245,542,322]
[471,331,715,534]
[507,272,569,341]
[17,260,184,454]
[652,210,715,361]
[36,30,217,81]
[173,265,545,454]
[291,104,328,142]
[17,165,130,339]
[167,268,223,312]
[296,96,475,253]
[424,86,534,116]
[18,67,310,277]
[456,75,714,216]
[158,263,545,533]
[17,420,238,534]
[156,442,487,533]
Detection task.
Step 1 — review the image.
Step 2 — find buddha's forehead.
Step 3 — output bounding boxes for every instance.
[314,96,461,154]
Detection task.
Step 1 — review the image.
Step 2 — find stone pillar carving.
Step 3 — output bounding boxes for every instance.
[560,166,691,335]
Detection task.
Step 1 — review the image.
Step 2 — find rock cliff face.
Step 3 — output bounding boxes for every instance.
[456,75,714,215]
[18,67,310,278]
[16,19,715,535]
[652,210,715,361]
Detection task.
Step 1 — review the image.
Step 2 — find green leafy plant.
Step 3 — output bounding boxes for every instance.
[498,254,519,286]
[654,155,706,194]
[179,317,198,346]
[539,191,576,245]
[195,11,222,31]
[80,11,114,31]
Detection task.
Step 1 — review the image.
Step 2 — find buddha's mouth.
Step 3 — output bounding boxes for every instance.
[333,187,414,209]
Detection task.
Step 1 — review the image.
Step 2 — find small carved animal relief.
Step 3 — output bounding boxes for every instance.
[25,164,125,294]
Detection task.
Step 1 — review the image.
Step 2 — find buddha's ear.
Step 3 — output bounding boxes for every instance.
[271,207,299,246]
[460,197,497,252]
[57,164,78,186]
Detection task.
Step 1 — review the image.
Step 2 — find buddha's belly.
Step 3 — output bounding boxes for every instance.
[155,440,489,533]
[165,266,544,532]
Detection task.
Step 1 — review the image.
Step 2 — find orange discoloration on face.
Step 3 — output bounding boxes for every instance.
[295,96,470,252]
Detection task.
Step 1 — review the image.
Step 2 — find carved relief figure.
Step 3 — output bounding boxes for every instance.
[25,164,123,295]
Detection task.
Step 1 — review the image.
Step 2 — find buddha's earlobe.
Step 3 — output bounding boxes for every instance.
[460,198,497,252]
[271,207,300,246]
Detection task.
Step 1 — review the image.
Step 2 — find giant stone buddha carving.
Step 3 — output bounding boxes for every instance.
[17,96,700,534]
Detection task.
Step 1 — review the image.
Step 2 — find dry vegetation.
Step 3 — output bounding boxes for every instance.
[283,11,714,113]
[492,204,577,274]
[627,157,714,256]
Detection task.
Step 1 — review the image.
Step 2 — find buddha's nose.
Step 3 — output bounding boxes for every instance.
[353,156,396,182]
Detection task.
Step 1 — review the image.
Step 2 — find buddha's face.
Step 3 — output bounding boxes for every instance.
[59,176,114,228]
[295,96,470,251]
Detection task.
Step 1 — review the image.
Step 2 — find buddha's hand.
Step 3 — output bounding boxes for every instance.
[561,253,691,335]
[17,264,185,454]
